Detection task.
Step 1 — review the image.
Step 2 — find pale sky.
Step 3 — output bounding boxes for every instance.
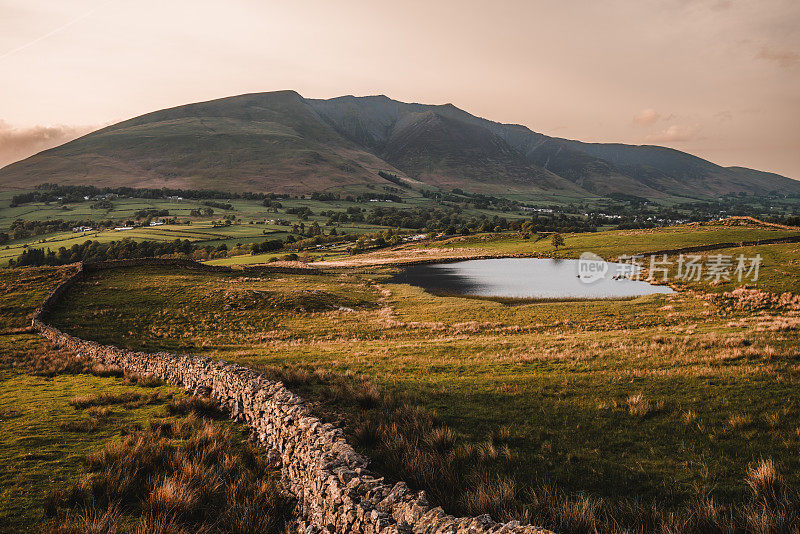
[1,0,799,178]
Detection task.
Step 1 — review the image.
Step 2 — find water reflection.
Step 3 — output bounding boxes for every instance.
[391,258,674,300]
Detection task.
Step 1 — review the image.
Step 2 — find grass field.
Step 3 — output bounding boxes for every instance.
[42,223,800,531]
[412,223,800,260]
[0,268,291,532]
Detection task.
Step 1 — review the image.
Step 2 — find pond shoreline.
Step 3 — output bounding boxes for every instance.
[390,257,675,301]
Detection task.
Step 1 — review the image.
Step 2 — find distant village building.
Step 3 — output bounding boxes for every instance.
[72,226,94,233]
[149,221,164,226]
[405,234,429,242]
[114,226,133,231]
[521,207,554,213]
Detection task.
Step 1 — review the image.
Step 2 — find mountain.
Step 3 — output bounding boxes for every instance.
[1,90,798,199]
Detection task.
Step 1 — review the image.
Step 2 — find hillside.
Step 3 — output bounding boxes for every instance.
[1,90,798,198]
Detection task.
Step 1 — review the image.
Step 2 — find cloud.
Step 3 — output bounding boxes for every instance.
[0,120,96,168]
[645,124,701,143]
[633,108,661,126]
[756,45,799,68]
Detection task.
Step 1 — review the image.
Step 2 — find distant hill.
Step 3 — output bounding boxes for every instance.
[1,90,798,199]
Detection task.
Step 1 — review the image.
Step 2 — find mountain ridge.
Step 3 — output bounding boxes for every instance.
[1,90,797,198]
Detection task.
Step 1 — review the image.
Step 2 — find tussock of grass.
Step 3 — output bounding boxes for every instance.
[43,404,293,533]
[728,413,754,430]
[88,363,124,377]
[220,287,374,313]
[69,392,149,409]
[264,363,800,532]
[124,371,163,387]
[626,393,664,417]
[165,395,224,418]
[58,418,103,433]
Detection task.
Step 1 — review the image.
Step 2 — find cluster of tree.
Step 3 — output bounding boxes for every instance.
[250,239,284,254]
[283,232,354,252]
[310,192,341,201]
[522,214,597,234]
[9,184,239,207]
[321,207,365,224]
[378,171,411,189]
[90,199,114,210]
[364,206,467,230]
[287,221,323,237]
[189,207,215,217]
[421,188,522,212]
[361,206,598,235]
[211,216,236,227]
[133,209,169,219]
[285,207,314,220]
[5,219,107,241]
[262,198,283,208]
[10,238,199,266]
[594,194,800,229]
[241,192,289,201]
[201,200,234,211]
[348,229,402,255]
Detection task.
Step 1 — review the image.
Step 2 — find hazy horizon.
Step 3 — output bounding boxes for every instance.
[1,0,798,179]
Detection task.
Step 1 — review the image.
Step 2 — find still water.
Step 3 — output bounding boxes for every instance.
[392,258,674,300]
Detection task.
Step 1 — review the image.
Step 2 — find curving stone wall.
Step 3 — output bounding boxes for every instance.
[32,259,552,534]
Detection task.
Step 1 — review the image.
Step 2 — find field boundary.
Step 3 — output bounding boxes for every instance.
[31,258,552,534]
[628,233,800,258]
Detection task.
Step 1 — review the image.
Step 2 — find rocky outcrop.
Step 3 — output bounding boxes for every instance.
[32,259,553,534]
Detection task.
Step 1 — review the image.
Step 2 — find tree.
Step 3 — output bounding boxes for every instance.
[551,232,565,250]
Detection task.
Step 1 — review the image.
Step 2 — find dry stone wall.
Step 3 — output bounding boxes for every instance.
[32,259,552,534]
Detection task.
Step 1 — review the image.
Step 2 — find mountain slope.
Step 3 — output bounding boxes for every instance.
[0,91,407,194]
[1,91,797,198]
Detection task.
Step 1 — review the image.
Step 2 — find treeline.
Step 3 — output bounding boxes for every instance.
[310,190,404,203]
[9,182,410,208]
[378,171,411,189]
[10,238,200,266]
[9,184,245,207]
[422,188,522,212]
[4,212,175,243]
[9,184,299,207]
[361,206,596,234]
[4,219,111,242]
[202,200,234,211]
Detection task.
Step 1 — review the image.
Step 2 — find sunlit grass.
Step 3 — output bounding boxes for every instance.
[47,258,800,515]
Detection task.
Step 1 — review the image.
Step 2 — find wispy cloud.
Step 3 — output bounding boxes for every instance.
[0,0,115,61]
[633,108,661,127]
[756,45,799,68]
[645,124,701,143]
[0,120,96,168]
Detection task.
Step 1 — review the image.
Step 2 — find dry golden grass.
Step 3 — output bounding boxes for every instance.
[124,372,163,387]
[43,400,293,533]
[728,414,754,430]
[40,262,800,531]
[69,392,148,409]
